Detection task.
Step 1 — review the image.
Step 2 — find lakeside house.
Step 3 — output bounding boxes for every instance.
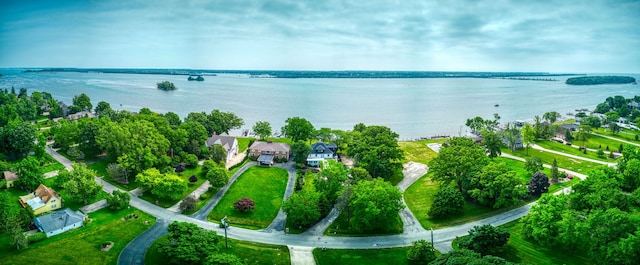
[205,133,239,164]
[306,142,338,167]
[67,110,96,121]
[3,171,18,188]
[249,141,290,165]
[19,184,63,215]
[34,208,85,237]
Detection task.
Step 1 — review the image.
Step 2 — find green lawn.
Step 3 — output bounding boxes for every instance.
[535,140,618,162]
[40,153,66,172]
[145,235,290,265]
[324,211,403,236]
[594,127,640,143]
[503,148,602,173]
[398,139,446,165]
[139,166,206,208]
[208,166,288,229]
[236,137,254,153]
[579,133,633,151]
[452,220,590,265]
[87,160,140,191]
[0,207,155,265]
[314,247,411,265]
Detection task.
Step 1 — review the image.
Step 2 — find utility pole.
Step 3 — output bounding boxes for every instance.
[221,216,229,248]
[431,228,434,249]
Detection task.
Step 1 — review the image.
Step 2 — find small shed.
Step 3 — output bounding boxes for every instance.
[257,154,275,166]
[3,171,18,188]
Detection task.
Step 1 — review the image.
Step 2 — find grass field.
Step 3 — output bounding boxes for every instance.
[535,140,618,162]
[504,148,602,173]
[208,166,288,229]
[452,220,590,265]
[138,166,206,208]
[87,160,140,191]
[578,133,634,151]
[314,247,411,265]
[0,207,155,265]
[145,235,291,265]
[594,127,640,143]
[398,139,446,165]
[236,137,254,153]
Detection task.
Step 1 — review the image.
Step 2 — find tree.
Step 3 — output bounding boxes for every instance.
[527,172,550,196]
[407,240,436,264]
[205,166,229,190]
[349,167,372,182]
[347,125,403,180]
[233,197,255,213]
[610,122,621,135]
[521,123,536,155]
[502,123,521,151]
[429,137,488,194]
[348,178,403,233]
[594,102,610,114]
[252,121,272,140]
[524,157,543,174]
[136,168,187,201]
[0,120,36,159]
[210,144,227,165]
[468,162,527,208]
[622,159,640,191]
[480,130,502,158]
[15,156,44,191]
[543,111,560,123]
[428,186,465,218]
[164,112,182,128]
[157,81,177,91]
[53,119,80,152]
[159,222,220,264]
[72,93,92,112]
[577,125,592,148]
[282,117,315,142]
[550,158,560,182]
[315,160,348,214]
[522,193,569,246]
[205,253,244,265]
[179,195,197,212]
[430,249,517,265]
[580,116,601,129]
[290,140,311,164]
[314,127,333,142]
[564,128,574,142]
[8,215,28,250]
[60,163,103,204]
[107,190,131,211]
[0,191,33,232]
[458,224,510,255]
[94,101,114,118]
[282,190,321,228]
[206,110,244,135]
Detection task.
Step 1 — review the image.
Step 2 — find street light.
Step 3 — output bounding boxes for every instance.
[221,216,229,248]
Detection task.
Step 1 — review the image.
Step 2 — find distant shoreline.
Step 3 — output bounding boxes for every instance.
[20,68,582,79]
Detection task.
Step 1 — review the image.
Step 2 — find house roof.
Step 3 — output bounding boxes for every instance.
[35,184,61,204]
[560,124,579,130]
[205,133,237,152]
[310,142,334,155]
[20,184,61,210]
[257,154,274,163]
[249,141,290,153]
[3,171,18,181]
[35,208,85,233]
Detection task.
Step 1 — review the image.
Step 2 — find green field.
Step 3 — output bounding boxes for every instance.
[87,160,140,191]
[504,148,602,173]
[398,139,445,165]
[138,166,206,208]
[236,137,254,153]
[535,140,618,162]
[314,247,410,265]
[208,166,288,229]
[578,133,634,151]
[145,235,290,265]
[0,208,155,265]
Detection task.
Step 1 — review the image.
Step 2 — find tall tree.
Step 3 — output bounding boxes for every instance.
[527,172,550,196]
[468,162,527,208]
[252,121,272,140]
[15,156,44,191]
[543,111,560,123]
[159,222,221,264]
[521,123,536,155]
[0,119,36,159]
[348,178,403,233]
[136,168,187,201]
[290,140,311,164]
[315,160,348,213]
[577,125,592,148]
[428,186,465,218]
[60,163,103,204]
[502,122,521,151]
[72,93,92,112]
[281,117,315,142]
[429,137,488,193]
[94,101,114,118]
[282,190,321,228]
[347,125,403,180]
[480,130,502,158]
[458,224,510,255]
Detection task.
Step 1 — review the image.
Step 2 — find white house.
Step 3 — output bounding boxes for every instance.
[205,133,239,164]
[34,208,85,237]
[306,142,338,167]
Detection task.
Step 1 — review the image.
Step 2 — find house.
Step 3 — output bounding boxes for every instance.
[34,208,85,237]
[19,184,63,215]
[205,133,239,164]
[500,135,523,150]
[67,111,95,121]
[306,142,338,167]
[3,171,18,188]
[248,141,290,161]
[557,124,579,140]
[628,101,640,110]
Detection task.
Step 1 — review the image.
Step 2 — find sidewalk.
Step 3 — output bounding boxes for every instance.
[167,180,212,213]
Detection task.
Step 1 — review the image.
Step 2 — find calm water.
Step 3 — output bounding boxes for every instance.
[1,70,639,139]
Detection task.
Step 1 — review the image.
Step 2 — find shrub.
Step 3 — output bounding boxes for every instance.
[407,240,436,264]
[180,195,197,211]
[28,232,47,243]
[107,190,131,211]
[428,186,464,218]
[233,197,255,213]
[174,163,186,173]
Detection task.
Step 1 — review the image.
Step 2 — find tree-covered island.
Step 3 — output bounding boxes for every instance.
[566,76,636,85]
[157,81,177,90]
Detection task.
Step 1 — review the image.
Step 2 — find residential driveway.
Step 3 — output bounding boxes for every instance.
[80,199,108,214]
[265,162,297,232]
[118,219,169,265]
[397,162,428,192]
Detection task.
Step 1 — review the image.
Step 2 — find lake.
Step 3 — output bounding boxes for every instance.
[1,70,638,139]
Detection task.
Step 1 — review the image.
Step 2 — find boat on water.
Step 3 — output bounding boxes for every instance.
[494,104,499,107]
[188,75,204,81]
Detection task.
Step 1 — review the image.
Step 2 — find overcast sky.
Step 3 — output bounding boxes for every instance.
[1,0,639,72]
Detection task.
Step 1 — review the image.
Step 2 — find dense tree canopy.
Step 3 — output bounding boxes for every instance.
[72,93,92,112]
[282,190,321,228]
[281,117,315,142]
[458,224,510,255]
[348,178,403,233]
[429,137,488,193]
[347,125,403,180]
[135,168,187,201]
[428,185,465,218]
[159,222,221,264]
[252,121,272,140]
[60,163,103,204]
[468,162,527,208]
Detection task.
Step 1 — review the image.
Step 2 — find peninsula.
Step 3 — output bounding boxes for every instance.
[565,75,636,85]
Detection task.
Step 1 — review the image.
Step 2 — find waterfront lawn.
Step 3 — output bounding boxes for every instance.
[145,235,290,265]
[314,247,411,265]
[503,148,602,173]
[594,127,640,142]
[0,207,155,265]
[535,140,619,162]
[580,133,633,151]
[324,210,403,236]
[237,137,254,153]
[208,166,288,229]
[452,220,589,265]
[398,139,446,165]
[43,176,109,211]
[139,166,205,208]
[87,160,141,191]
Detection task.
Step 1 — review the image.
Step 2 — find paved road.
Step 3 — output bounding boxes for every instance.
[265,162,297,232]
[117,219,169,265]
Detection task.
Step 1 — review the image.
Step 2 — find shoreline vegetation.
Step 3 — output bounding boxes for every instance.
[156,81,177,91]
[565,75,636,85]
[22,68,582,79]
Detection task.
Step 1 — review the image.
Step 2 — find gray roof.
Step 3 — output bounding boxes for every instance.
[310,142,334,156]
[249,141,290,153]
[35,208,85,233]
[257,154,274,163]
[205,134,237,152]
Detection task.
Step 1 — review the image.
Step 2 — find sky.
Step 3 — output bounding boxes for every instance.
[1,0,639,72]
